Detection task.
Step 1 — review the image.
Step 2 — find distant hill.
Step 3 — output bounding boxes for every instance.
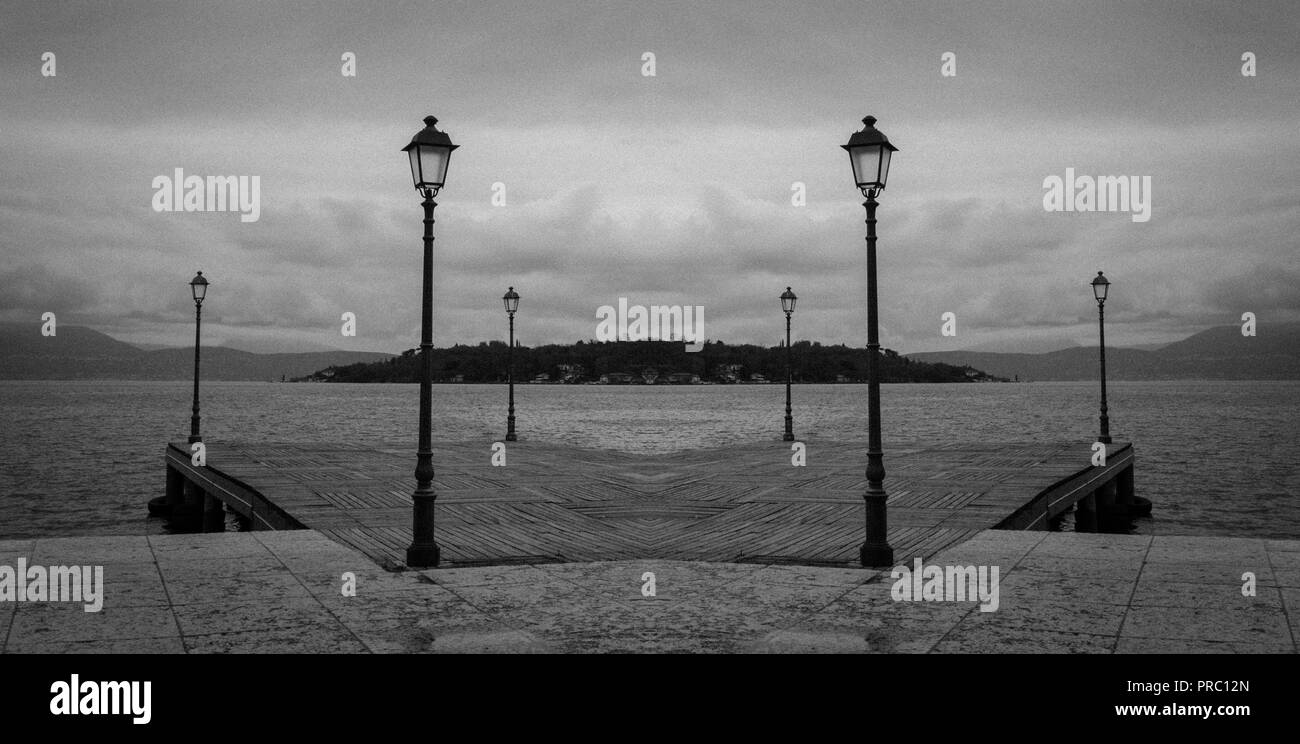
[906,324,1300,381]
[0,324,393,381]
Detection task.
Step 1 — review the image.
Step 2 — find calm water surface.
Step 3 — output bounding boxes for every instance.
[1,380,1296,540]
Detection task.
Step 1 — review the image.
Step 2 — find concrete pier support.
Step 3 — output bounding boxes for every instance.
[149,465,186,517]
[1098,479,1119,522]
[1076,492,1098,533]
[1098,480,1117,510]
[1119,466,1135,503]
[166,465,184,506]
[202,491,225,533]
[1118,464,1151,516]
[167,480,205,529]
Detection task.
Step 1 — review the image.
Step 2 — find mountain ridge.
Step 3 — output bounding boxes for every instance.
[905,324,1300,380]
[0,324,393,381]
[4,323,1295,382]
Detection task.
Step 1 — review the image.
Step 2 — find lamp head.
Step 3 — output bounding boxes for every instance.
[780,286,797,315]
[1091,270,1110,303]
[842,115,898,193]
[402,115,458,192]
[190,271,208,304]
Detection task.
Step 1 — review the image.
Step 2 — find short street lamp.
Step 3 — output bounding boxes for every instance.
[780,286,797,442]
[503,286,520,442]
[188,271,208,445]
[1092,271,1112,445]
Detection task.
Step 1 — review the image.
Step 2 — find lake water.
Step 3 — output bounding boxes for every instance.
[1,380,1296,540]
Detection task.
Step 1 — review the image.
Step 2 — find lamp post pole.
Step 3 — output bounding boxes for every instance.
[785,312,793,441]
[842,115,898,568]
[188,271,207,445]
[780,286,797,441]
[780,284,790,439]
[861,190,893,566]
[506,294,517,442]
[1093,271,1112,444]
[408,188,440,566]
[401,114,457,568]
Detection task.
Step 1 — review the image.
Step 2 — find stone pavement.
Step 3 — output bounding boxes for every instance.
[1,530,1296,653]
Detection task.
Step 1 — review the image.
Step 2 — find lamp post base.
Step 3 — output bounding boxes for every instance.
[406,544,441,568]
[859,543,894,568]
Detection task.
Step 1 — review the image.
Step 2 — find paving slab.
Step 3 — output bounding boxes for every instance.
[2,529,1297,653]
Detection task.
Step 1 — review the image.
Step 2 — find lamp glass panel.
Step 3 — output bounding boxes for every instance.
[850,145,883,187]
[408,148,422,188]
[419,146,450,187]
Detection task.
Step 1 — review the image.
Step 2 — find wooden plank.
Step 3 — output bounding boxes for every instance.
[165,439,1139,569]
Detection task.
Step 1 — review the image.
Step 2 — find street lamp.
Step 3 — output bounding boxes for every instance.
[780,286,797,442]
[188,271,208,445]
[401,115,458,568]
[843,115,898,568]
[1091,271,1112,445]
[503,286,520,442]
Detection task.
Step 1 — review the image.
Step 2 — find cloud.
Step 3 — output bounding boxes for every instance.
[1,0,1297,353]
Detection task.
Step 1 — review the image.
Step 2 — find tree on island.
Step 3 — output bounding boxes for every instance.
[296,340,1003,384]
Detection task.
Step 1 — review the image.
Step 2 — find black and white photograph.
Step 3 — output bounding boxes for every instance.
[0,0,1296,725]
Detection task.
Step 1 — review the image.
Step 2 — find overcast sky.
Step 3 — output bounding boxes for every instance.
[2,0,1297,354]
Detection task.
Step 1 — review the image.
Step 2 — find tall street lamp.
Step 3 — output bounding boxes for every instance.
[401,115,458,568]
[843,115,898,568]
[1091,271,1112,444]
[781,286,797,442]
[188,271,208,444]
[503,286,520,442]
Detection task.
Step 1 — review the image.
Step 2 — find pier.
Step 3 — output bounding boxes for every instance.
[10,438,1294,657]
[159,439,1139,569]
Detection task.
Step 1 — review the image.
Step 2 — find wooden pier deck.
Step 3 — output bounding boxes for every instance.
[164,439,1135,569]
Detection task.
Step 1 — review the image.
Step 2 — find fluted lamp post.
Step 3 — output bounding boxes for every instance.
[843,115,898,568]
[1092,271,1112,445]
[401,115,458,568]
[188,271,208,445]
[503,286,519,442]
[780,287,797,442]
